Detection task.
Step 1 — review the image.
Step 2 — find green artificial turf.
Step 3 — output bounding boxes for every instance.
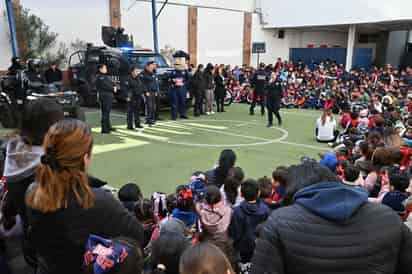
[84,104,329,195]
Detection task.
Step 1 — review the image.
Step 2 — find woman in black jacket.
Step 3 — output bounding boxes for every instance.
[251,161,412,274]
[25,119,143,274]
[214,66,226,112]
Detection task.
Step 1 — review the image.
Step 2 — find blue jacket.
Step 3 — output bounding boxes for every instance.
[172,208,197,228]
[229,200,269,263]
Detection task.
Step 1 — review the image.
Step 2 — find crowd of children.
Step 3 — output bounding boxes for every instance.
[1,58,412,274]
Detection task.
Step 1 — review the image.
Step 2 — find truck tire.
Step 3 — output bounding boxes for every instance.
[0,104,17,128]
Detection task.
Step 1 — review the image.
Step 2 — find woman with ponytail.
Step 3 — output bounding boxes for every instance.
[206,150,237,188]
[25,119,143,274]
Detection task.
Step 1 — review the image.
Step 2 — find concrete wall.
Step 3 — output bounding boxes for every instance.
[258,0,412,28]
[0,1,12,70]
[251,13,349,65]
[197,8,244,65]
[122,1,188,51]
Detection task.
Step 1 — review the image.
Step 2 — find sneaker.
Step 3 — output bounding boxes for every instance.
[211,111,215,114]
[127,127,134,130]
[136,125,143,129]
[180,116,189,119]
[206,112,211,115]
[267,123,273,128]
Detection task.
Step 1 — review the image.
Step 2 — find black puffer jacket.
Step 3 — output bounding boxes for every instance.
[26,187,144,274]
[251,182,412,274]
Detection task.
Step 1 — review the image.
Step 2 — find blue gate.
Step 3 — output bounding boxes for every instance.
[289,48,372,69]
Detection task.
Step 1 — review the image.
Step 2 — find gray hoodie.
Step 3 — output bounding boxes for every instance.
[3,137,43,181]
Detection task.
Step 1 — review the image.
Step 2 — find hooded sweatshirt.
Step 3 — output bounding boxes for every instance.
[197,200,232,235]
[229,200,269,262]
[2,137,43,227]
[293,181,368,222]
[3,137,43,182]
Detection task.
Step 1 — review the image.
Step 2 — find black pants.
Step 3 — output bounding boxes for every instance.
[99,93,113,133]
[127,96,141,129]
[216,94,225,112]
[250,92,265,115]
[267,99,282,125]
[193,90,203,116]
[145,93,156,124]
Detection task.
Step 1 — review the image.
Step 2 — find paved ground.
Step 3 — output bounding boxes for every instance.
[83,104,329,195]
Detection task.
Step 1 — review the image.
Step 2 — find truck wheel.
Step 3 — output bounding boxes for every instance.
[0,104,17,128]
[72,107,86,121]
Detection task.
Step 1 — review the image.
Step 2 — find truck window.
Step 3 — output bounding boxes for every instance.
[127,54,169,69]
[69,51,85,67]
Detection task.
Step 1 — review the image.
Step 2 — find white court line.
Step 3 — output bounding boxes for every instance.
[144,127,191,135]
[278,141,330,151]
[88,112,327,151]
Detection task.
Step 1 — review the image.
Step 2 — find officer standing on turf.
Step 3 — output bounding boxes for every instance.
[126,66,144,130]
[139,61,158,126]
[169,50,190,120]
[96,64,116,134]
[250,63,268,116]
[266,71,283,127]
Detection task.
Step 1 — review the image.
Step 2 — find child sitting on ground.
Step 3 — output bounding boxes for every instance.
[271,166,288,203]
[382,172,409,217]
[196,185,232,240]
[257,176,280,210]
[118,182,143,212]
[229,179,269,271]
[134,198,156,249]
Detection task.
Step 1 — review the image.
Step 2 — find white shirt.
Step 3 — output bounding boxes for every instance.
[316,117,336,141]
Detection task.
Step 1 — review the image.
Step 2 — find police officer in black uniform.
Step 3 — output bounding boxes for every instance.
[266,72,283,127]
[95,64,116,134]
[44,61,63,84]
[139,61,158,126]
[125,66,144,130]
[7,57,23,75]
[250,63,268,116]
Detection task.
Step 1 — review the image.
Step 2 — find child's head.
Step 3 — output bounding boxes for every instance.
[179,243,235,274]
[205,185,222,206]
[134,198,153,223]
[342,164,361,185]
[166,194,177,214]
[257,176,272,199]
[241,179,259,202]
[176,187,194,211]
[151,232,189,274]
[388,171,409,192]
[272,166,288,188]
[390,148,404,166]
[118,183,143,202]
[83,236,143,274]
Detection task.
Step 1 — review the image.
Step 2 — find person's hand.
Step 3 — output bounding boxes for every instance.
[146,92,150,97]
[113,86,117,93]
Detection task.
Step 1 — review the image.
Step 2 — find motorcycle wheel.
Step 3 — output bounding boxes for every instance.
[0,104,17,128]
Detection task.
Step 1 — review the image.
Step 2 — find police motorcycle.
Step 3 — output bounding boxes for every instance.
[0,59,85,128]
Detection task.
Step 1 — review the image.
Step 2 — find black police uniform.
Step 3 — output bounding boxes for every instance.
[139,70,158,125]
[125,75,144,129]
[266,78,283,126]
[44,68,63,84]
[95,72,115,133]
[250,68,268,115]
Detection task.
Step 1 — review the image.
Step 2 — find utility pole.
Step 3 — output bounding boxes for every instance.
[151,0,159,53]
[5,0,19,57]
